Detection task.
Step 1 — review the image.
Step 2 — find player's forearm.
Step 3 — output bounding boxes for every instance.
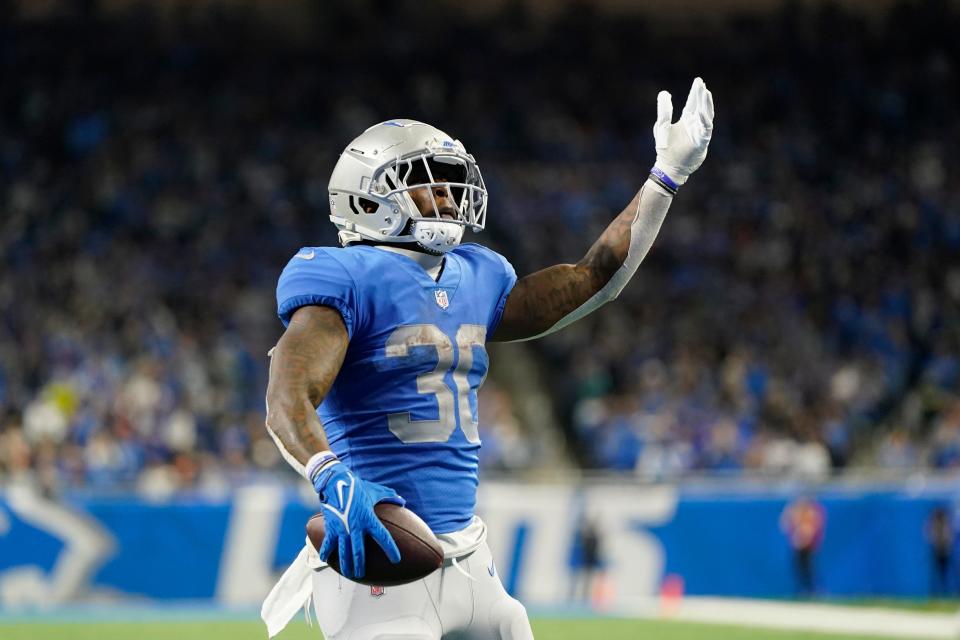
[579,180,671,289]
[495,180,672,342]
[264,306,348,469]
[265,386,330,467]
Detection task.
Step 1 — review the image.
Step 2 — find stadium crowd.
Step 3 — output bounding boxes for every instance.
[1,1,958,491]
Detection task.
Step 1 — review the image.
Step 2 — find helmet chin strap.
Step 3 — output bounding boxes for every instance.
[411,219,464,255]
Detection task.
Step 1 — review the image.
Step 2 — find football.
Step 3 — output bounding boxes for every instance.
[306,503,444,586]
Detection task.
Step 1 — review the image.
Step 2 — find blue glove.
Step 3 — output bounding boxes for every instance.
[310,455,405,579]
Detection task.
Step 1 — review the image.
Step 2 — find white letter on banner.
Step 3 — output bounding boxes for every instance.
[0,486,115,606]
[478,482,677,608]
[216,485,286,604]
[582,484,677,608]
[480,483,576,604]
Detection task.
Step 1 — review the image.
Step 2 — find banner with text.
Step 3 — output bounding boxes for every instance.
[1,481,956,607]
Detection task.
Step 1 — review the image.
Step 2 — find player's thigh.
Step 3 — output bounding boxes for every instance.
[485,596,533,640]
[460,542,533,640]
[311,567,442,640]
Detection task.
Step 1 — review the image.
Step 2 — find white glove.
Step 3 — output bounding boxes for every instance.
[652,77,714,188]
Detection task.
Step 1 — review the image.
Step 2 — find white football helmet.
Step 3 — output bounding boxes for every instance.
[328,119,488,254]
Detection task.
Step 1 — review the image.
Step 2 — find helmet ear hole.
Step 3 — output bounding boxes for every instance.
[358,197,380,214]
[349,195,380,214]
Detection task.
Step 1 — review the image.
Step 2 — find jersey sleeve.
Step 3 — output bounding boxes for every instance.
[486,249,517,336]
[276,248,358,337]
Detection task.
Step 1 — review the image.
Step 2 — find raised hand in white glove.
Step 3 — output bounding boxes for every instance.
[651,77,714,189]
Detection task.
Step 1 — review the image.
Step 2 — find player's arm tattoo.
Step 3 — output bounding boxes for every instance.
[265,305,349,466]
[493,184,670,342]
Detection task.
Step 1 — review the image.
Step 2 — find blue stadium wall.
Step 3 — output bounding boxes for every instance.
[0,481,957,607]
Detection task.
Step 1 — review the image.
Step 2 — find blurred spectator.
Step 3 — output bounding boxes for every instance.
[925,506,954,596]
[477,383,535,473]
[569,515,605,604]
[0,1,959,489]
[780,496,826,597]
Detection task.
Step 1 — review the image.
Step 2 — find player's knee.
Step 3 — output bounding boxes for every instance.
[344,616,437,640]
[489,597,533,640]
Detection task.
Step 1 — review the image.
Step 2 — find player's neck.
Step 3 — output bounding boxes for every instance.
[373,244,444,280]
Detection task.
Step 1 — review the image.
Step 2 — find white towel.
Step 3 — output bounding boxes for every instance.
[260,541,319,638]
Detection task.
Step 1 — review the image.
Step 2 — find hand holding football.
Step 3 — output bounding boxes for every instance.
[306,502,443,586]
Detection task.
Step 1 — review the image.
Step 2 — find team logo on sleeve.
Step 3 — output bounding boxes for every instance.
[434,290,449,309]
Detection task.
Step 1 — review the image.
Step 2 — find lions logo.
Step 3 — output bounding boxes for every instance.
[0,487,115,605]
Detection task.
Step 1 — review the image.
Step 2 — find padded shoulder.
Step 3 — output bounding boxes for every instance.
[453,243,517,335]
[276,247,359,336]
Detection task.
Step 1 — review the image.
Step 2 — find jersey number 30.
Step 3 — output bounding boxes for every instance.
[384,324,486,444]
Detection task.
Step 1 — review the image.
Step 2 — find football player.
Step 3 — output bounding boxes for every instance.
[261,78,714,639]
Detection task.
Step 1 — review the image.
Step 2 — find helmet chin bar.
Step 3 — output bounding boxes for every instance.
[336,220,463,256]
[411,219,465,254]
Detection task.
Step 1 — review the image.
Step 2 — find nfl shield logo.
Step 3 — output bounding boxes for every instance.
[370,585,385,598]
[434,289,449,309]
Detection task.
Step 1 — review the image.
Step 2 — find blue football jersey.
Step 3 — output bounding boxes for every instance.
[276,243,517,534]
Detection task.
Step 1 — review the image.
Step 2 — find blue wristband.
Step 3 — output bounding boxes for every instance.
[305,451,340,491]
[650,166,680,194]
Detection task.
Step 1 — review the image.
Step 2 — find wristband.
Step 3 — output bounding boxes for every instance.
[304,451,339,486]
[649,166,679,196]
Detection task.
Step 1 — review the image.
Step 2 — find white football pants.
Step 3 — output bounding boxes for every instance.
[310,540,533,639]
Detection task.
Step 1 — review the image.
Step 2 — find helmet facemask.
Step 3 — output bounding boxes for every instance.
[375,149,488,254]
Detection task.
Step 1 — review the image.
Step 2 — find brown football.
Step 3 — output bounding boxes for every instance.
[306,503,443,586]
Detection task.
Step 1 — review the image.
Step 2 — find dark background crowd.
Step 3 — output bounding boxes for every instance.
[1,0,958,492]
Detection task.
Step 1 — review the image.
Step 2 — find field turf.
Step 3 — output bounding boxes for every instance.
[0,619,900,640]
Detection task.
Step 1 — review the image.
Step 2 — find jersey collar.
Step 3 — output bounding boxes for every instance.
[373,245,443,280]
[373,245,462,294]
